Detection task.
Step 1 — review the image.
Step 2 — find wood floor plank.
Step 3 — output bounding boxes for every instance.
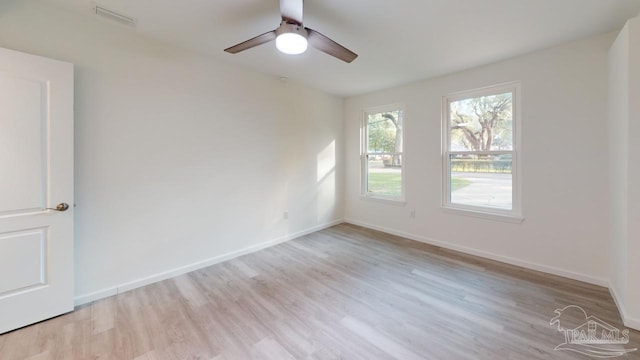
[1,223,639,359]
[91,297,116,335]
[340,316,425,360]
[252,336,296,360]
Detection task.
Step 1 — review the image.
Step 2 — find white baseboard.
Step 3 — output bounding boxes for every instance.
[346,218,640,332]
[343,218,609,287]
[76,217,638,333]
[622,316,640,331]
[625,316,640,331]
[609,283,640,331]
[74,219,343,306]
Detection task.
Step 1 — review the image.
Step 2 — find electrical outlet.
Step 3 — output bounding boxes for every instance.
[410,210,416,218]
[284,211,289,220]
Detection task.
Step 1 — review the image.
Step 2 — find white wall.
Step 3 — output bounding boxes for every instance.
[0,0,634,325]
[344,34,614,285]
[0,0,344,301]
[628,17,640,326]
[608,19,630,322]
[608,16,640,329]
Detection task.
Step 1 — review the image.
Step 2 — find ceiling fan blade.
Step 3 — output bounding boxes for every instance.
[280,0,303,25]
[224,30,277,54]
[307,28,358,63]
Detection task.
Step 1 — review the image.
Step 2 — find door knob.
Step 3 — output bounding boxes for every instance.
[47,203,70,212]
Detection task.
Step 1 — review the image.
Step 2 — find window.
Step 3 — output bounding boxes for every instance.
[362,105,404,201]
[443,83,521,220]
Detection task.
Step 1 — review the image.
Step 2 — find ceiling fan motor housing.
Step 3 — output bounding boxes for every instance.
[224,0,357,62]
[276,22,308,38]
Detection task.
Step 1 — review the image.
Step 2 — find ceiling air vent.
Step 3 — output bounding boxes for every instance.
[95,5,137,26]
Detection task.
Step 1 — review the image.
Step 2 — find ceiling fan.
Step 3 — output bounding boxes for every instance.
[224,0,358,63]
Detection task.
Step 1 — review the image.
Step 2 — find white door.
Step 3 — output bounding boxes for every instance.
[0,47,74,334]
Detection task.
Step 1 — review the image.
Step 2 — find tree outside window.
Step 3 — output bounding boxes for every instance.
[443,83,521,220]
[362,106,404,200]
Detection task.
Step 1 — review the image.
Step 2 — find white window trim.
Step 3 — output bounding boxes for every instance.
[441,82,523,222]
[361,103,406,204]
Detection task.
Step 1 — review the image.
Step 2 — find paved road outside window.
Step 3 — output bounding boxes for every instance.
[451,172,512,210]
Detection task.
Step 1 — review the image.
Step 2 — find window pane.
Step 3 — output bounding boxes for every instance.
[367,154,402,197]
[367,110,403,153]
[450,154,512,210]
[449,92,513,151]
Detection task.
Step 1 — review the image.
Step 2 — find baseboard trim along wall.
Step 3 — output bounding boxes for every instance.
[343,219,640,331]
[343,218,609,287]
[74,219,343,306]
[627,317,640,331]
[76,218,639,332]
[609,283,640,331]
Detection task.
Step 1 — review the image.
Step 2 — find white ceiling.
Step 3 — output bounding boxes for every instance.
[46,0,640,96]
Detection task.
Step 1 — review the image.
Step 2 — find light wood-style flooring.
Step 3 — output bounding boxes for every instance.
[1,224,639,359]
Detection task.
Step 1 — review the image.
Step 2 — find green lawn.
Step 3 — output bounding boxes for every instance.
[368,173,471,196]
[451,177,471,192]
[368,173,402,196]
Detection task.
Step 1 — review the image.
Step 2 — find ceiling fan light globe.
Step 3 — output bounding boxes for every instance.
[276,32,308,55]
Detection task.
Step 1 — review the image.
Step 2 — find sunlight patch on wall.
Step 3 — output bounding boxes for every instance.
[317,140,336,222]
[317,140,335,182]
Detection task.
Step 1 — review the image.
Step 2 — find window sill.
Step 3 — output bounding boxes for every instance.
[360,195,406,206]
[441,206,523,223]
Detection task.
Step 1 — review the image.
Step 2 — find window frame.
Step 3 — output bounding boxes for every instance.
[442,82,522,222]
[361,104,406,203]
